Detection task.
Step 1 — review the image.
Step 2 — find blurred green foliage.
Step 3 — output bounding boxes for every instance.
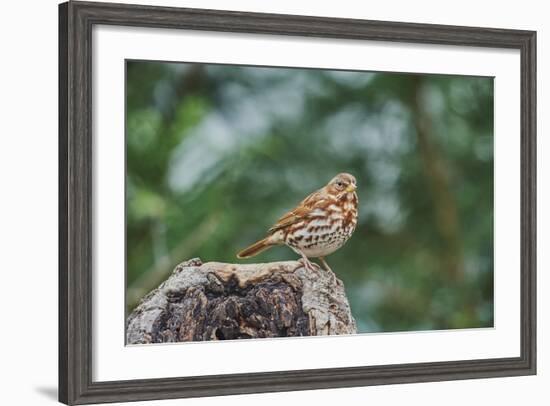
[126,60,494,333]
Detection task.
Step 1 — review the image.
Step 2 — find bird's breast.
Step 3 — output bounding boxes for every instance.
[284,205,357,258]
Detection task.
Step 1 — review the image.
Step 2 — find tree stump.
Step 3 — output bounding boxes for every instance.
[126,258,357,344]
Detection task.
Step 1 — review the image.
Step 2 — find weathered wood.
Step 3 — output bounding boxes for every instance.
[126,258,357,343]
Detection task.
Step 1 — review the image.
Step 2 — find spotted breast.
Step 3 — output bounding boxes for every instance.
[284,192,358,258]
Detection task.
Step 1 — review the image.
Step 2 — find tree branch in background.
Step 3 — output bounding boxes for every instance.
[409,77,464,282]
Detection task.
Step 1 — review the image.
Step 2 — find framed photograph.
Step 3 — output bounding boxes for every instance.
[59,1,536,404]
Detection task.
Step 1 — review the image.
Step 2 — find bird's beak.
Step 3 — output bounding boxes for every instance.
[346,184,357,193]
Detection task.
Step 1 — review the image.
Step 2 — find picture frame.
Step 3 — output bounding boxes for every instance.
[59,1,536,404]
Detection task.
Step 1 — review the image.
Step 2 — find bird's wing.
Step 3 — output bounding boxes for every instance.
[268,189,327,233]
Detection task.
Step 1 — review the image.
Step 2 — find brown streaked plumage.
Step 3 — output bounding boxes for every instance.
[237,173,358,273]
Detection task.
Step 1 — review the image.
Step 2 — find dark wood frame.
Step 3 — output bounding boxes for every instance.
[59,1,537,404]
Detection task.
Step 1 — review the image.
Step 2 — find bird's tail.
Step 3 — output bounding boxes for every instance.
[237,237,274,259]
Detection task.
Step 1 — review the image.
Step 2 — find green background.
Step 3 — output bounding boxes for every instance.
[126,60,494,333]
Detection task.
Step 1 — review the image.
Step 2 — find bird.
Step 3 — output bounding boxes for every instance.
[236,173,358,274]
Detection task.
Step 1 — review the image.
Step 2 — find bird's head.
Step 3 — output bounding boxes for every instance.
[326,173,357,198]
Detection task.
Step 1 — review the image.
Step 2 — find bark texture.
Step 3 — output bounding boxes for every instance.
[126,258,357,344]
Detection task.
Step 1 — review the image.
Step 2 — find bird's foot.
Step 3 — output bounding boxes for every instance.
[319,257,342,286]
[297,257,321,274]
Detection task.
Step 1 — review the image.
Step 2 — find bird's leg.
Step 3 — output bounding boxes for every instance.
[319,257,341,286]
[318,256,332,272]
[296,250,319,273]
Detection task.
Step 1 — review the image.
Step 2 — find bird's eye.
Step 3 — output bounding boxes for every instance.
[336,181,344,188]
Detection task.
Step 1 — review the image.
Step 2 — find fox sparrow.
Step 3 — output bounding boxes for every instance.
[237,173,358,273]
